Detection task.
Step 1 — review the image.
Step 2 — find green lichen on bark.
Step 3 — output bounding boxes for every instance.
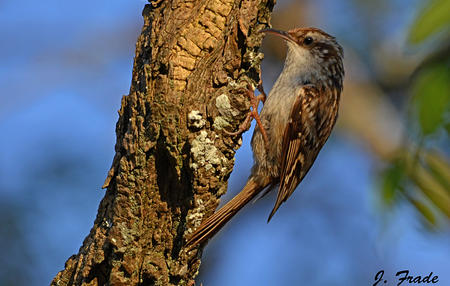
[52,0,274,285]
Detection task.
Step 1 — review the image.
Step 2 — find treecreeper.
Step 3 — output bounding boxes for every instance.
[187,27,345,247]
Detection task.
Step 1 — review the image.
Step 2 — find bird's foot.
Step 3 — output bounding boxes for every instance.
[224,83,269,149]
[256,79,267,103]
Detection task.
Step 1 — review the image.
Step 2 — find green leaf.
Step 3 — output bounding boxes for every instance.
[380,160,405,206]
[409,0,450,44]
[407,195,438,227]
[412,63,450,136]
[407,161,450,219]
[425,152,450,192]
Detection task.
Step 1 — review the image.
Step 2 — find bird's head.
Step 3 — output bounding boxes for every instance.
[263,27,344,91]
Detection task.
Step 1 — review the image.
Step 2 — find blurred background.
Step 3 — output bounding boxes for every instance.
[0,0,448,285]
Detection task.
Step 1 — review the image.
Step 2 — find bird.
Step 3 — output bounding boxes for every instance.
[186,27,344,247]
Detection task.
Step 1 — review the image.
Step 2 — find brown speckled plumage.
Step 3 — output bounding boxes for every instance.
[187,27,344,247]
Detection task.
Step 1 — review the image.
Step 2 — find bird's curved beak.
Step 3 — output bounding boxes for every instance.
[262,28,295,43]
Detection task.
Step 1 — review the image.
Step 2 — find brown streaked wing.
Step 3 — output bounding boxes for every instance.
[268,85,321,221]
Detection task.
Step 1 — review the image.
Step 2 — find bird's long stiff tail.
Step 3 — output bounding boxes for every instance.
[186,177,270,247]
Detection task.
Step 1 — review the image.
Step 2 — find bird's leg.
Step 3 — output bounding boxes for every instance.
[224,83,269,149]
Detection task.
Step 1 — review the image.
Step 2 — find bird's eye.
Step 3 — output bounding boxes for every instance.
[303,37,313,46]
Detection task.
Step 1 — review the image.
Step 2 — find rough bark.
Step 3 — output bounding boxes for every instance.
[52,0,274,285]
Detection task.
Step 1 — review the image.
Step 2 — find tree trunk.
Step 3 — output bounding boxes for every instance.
[52,0,274,285]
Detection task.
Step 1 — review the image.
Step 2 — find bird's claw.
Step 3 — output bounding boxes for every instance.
[257,79,267,103]
[224,83,269,150]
